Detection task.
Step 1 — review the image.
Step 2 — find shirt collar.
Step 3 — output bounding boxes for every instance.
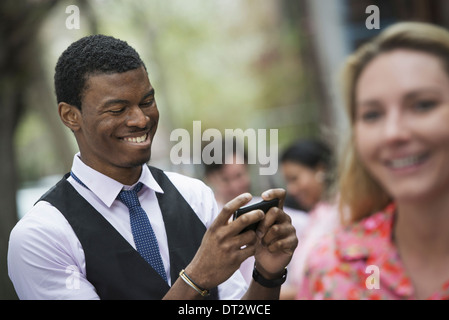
[71,153,164,208]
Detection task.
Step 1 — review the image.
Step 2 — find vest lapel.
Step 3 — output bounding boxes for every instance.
[149,166,219,300]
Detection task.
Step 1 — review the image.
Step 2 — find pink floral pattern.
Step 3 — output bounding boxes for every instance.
[296,203,449,300]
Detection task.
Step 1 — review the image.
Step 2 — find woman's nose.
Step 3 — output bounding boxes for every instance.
[383,109,410,145]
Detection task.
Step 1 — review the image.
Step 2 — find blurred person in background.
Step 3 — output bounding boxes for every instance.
[203,140,253,212]
[298,21,449,299]
[280,139,335,212]
[279,138,339,298]
[203,140,308,290]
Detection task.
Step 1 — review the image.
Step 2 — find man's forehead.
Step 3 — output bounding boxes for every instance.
[82,67,152,99]
[85,66,149,86]
[85,68,151,89]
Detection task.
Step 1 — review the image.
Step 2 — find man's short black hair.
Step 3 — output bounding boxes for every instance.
[54,34,145,110]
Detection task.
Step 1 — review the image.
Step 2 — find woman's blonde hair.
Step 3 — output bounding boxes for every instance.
[338,22,449,224]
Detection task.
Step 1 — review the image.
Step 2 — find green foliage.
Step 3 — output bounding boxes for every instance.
[16,0,320,182]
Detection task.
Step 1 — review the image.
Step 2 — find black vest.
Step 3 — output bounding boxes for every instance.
[39,166,218,300]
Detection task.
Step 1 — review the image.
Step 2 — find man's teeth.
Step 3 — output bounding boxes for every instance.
[124,133,147,143]
[390,155,424,169]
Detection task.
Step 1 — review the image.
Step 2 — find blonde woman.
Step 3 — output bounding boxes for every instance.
[297,22,449,299]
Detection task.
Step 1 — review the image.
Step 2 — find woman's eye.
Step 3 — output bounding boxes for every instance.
[360,110,382,122]
[414,100,437,112]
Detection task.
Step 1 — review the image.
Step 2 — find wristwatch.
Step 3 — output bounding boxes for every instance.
[252,265,287,288]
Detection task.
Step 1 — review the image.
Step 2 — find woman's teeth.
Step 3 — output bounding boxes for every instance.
[389,154,425,169]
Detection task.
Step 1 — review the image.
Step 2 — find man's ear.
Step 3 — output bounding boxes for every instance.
[58,102,82,132]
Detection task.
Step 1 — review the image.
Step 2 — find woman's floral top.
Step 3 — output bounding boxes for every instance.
[296,203,449,300]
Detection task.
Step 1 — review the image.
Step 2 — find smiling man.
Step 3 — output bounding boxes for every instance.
[7,35,297,300]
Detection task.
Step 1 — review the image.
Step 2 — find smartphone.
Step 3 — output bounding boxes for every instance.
[233,198,279,233]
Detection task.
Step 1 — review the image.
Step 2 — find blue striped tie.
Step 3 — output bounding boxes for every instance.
[118,183,168,283]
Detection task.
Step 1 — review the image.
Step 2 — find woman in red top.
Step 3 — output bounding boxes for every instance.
[297,22,449,300]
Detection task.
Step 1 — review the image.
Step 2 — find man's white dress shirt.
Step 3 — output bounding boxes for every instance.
[8,153,247,299]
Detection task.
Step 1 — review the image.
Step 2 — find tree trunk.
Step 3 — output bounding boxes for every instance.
[0,0,58,299]
[0,82,21,299]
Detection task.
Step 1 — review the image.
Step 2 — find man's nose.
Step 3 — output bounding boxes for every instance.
[126,106,148,128]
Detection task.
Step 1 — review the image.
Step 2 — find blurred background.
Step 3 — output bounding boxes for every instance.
[2,0,449,299]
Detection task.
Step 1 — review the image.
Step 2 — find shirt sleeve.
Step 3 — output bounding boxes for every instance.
[7,201,100,300]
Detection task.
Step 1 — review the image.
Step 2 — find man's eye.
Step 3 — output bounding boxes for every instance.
[109,108,125,114]
[140,100,154,107]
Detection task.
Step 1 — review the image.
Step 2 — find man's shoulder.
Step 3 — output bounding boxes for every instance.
[9,200,72,252]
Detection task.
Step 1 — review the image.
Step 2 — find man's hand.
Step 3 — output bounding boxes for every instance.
[254,188,298,279]
[165,189,298,300]
[184,193,264,290]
